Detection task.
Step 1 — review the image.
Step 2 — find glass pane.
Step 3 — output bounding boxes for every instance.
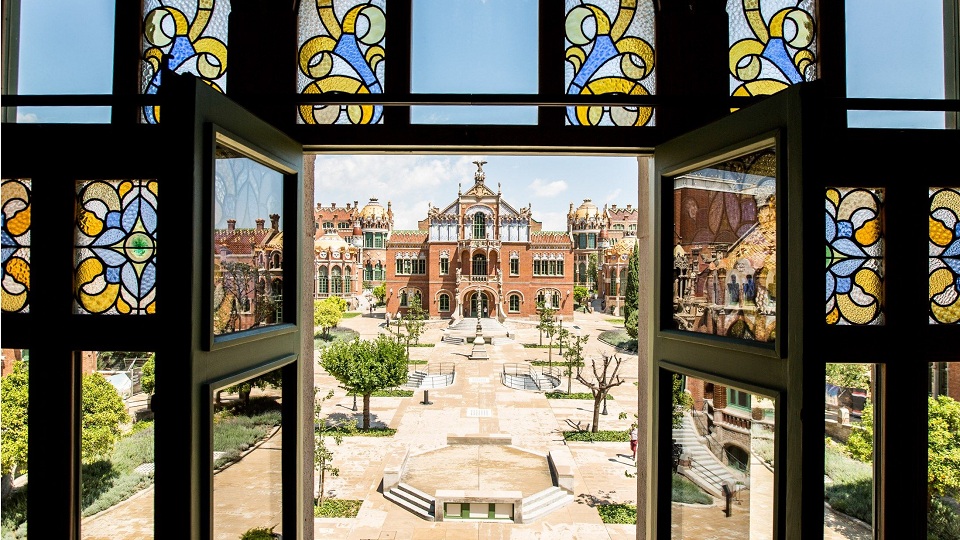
[928,364,960,539]
[411,106,538,125]
[824,363,875,538]
[213,142,285,336]
[74,180,159,315]
[673,375,776,538]
[564,0,656,126]
[2,179,31,313]
[297,0,386,125]
[80,351,155,539]
[1,349,29,538]
[826,188,884,325]
[140,0,231,124]
[672,146,777,343]
[213,367,283,539]
[929,188,960,324]
[728,0,818,98]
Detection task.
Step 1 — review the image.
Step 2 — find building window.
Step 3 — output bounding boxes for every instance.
[331,267,342,294]
[473,213,486,239]
[396,258,404,275]
[416,259,426,274]
[557,259,564,276]
[338,222,350,229]
[364,263,373,281]
[374,263,384,281]
[509,294,520,312]
[510,257,519,276]
[578,262,587,284]
[472,254,487,276]
[318,267,328,294]
[440,256,449,275]
[728,389,751,410]
[375,233,385,248]
[399,290,408,307]
[533,259,542,275]
[439,293,450,311]
[323,221,334,230]
[579,234,587,249]
[364,232,373,247]
[344,267,352,293]
[588,233,596,248]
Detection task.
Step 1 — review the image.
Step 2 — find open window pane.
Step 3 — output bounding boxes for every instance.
[212,367,283,539]
[1,349,29,538]
[673,375,776,538]
[672,146,777,343]
[80,351,156,540]
[824,363,875,538]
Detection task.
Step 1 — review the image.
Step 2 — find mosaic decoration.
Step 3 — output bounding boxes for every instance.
[728,0,817,98]
[75,180,158,315]
[672,147,777,343]
[564,0,656,126]
[298,0,386,124]
[929,187,960,324]
[825,188,884,325]
[140,0,230,124]
[1,179,31,313]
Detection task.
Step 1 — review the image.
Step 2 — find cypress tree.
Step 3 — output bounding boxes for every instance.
[623,243,640,322]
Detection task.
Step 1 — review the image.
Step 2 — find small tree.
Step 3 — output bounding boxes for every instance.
[140,354,156,395]
[315,298,344,337]
[574,285,589,312]
[537,301,557,347]
[625,309,639,340]
[81,372,129,462]
[671,373,692,428]
[575,353,627,432]
[218,261,259,333]
[1,361,28,497]
[402,294,427,355]
[587,253,599,291]
[319,336,408,429]
[372,284,387,306]
[928,395,960,499]
[562,333,588,394]
[314,388,349,504]
[623,244,640,323]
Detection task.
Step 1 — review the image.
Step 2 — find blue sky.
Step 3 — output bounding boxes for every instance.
[12,0,950,227]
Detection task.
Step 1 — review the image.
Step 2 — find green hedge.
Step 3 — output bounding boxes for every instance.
[324,425,397,437]
[597,329,638,352]
[545,391,613,400]
[314,498,363,517]
[597,503,636,524]
[522,343,559,348]
[563,430,630,442]
[347,388,413,397]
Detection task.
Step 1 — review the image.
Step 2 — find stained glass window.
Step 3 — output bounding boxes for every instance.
[140,0,231,124]
[728,0,817,98]
[929,187,960,324]
[297,0,386,124]
[825,188,884,325]
[74,180,158,315]
[564,0,656,126]
[2,179,31,313]
[673,147,777,343]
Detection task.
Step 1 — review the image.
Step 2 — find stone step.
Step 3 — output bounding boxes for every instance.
[384,489,434,519]
[523,488,574,522]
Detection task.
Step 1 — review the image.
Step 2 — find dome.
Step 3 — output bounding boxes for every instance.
[359,198,388,220]
[314,230,349,251]
[574,199,600,219]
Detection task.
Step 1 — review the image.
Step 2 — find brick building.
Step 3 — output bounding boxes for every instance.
[313,196,394,300]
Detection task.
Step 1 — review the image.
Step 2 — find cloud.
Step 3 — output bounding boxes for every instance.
[528,178,568,198]
[535,210,569,232]
[603,188,622,202]
[16,112,39,123]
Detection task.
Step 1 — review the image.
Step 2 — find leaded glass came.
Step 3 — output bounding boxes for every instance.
[727,0,817,99]
[929,187,960,324]
[2,179,31,313]
[564,0,656,126]
[297,0,386,124]
[140,0,231,124]
[74,180,158,315]
[825,188,884,325]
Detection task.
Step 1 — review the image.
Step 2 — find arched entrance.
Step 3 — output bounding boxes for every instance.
[465,291,490,318]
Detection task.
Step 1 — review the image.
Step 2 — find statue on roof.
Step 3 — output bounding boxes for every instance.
[473,160,487,183]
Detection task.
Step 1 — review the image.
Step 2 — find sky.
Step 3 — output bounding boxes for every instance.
[12,0,950,225]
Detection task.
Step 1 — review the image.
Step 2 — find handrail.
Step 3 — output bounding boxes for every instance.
[688,456,727,490]
[690,409,749,473]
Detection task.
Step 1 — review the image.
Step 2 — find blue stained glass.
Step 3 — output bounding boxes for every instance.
[836,276,852,293]
[830,258,865,277]
[107,212,121,228]
[837,221,853,238]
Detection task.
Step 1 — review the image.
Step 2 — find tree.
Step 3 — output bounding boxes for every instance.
[625,309,639,340]
[319,336,408,429]
[671,373,692,429]
[825,364,871,389]
[574,285,589,312]
[928,395,960,499]
[141,353,156,395]
[562,333,588,394]
[623,244,640,323]
[587,253,599,292]
[1,361,28,497]
[315,298,344,337]
[575,353,627,432]
[536,301,557,347]
[314,388,350,504]
[845,401,873,462]
[402,294,427,358]
[217,261,260,333]
[81,372,129,462]
[372,284,387,306]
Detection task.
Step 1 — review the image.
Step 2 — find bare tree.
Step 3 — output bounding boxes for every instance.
[575,353,627,432]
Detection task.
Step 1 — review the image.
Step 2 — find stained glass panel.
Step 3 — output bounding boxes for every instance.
[825,188,884,326]
[2,179,31,314]
[74,180,158,315]
[140,0,231,124]
[297,0,386,125]
[564,0,656,126]
[727,0,817,98]
[213,143,284,336]
[929,187,960,324]
[672,147,777,343]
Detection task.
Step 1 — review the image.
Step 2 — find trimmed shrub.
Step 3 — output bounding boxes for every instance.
[597,503,636,524]
[314,498,363,518]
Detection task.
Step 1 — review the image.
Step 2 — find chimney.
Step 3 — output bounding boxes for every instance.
[256,218,265,230]
[626,204,632,210]
[270,214,280,230]
[354,200,359,209]
[611,204,617,210]
[331,202,336,208]
[346,203,351,209]
[227,219,236,231]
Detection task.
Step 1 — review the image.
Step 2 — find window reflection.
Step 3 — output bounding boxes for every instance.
[672,374,775,539]
[213,142,285,336]
[212,367,283,540]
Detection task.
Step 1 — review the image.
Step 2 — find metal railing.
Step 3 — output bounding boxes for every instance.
[690,408,750,473]
[410,362,455,388]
